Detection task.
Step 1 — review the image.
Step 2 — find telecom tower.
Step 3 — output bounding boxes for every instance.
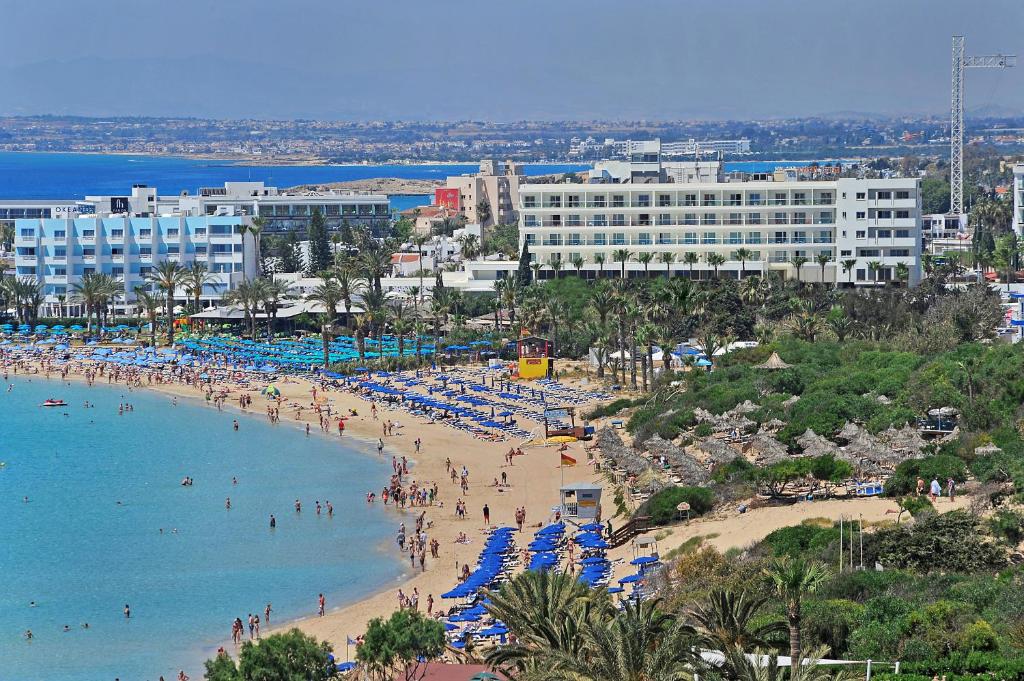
[949,35,1015,217]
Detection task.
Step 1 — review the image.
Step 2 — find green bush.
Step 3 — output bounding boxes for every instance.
[586,398,632,420]
[761,522,840,558]
[636,486,715,525]
[989,510,1024,546]
[885,455,968,496]
[694,423,713,438]
[874,511,1007,574]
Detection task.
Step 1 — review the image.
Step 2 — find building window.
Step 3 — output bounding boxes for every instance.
[876,191,892,200]
[635,194,650,207]
[895,191,910,200]
[702,232,717,244]
[657,194,672,207]
[611,233,625,245]
[891,249,910,257]
[566,195,580,208]
[877,229,891,238]
[683,194,697,207]
[611,195,625,208]
[748,213,762,225]
[855,230,866,239]
[522,197,536,208]
[856,212,866,219]
[896,210,909,219]
[856,192,866,200]
[877,210,892,219]
[895,229,910,238]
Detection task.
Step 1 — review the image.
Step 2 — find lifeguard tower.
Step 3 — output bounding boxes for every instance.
[560,483,603,520]
[517,335,552,380]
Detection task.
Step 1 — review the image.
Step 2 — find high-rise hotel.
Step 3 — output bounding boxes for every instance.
[513,142,922,286]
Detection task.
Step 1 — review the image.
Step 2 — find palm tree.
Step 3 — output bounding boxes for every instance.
[529,261,543,282]
[593,253,606,279]
[637,252,654,278]
[484,570,608,673]
[894,262,910,287]
[182,261,220,315]
[826,310,854,342]
[307,278,343,367]
[763,556,832,661]
[223,278,265,339]
[353,313,369,361]
[145,260,187,345]
[412,234,430,302]
[524,599,699,681]
[261,279,293,340]
[688,589,786,651]
[814,253,831,286]
[549,258,564,280]
[133,286,161,346]
[841,258,858,286]
[867,260,882,286]
[570,255,585,277]
[683,251,700,280]
[70,272,106,334]
[706,252,726,279]
[789,256,809,286]
[612,248,633,279]
[413,321,428,367]
[658,251,675,277]
[734,248,753,278]
[357,243,394,294]
[636,322,657,391]
[333,264,365,333]
[389,300,410,359]
[247,217,265,275]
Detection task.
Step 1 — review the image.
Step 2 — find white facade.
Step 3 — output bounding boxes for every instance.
[13,214,256,315]
[1014,164,1024,237]
[516,156,921,286]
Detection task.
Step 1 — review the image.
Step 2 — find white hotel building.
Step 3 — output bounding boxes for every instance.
[511,143,921,286]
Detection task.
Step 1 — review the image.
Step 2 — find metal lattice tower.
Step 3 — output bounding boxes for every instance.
[949,35,1015,216]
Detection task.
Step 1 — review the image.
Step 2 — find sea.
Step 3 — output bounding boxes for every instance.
[0,152,589,212]
[0,375,405,681]
[0,152,845,211]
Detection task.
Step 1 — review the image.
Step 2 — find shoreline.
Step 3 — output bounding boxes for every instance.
[4,353,612,667]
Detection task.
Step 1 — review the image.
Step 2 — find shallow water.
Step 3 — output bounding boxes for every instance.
[0,375,404,681]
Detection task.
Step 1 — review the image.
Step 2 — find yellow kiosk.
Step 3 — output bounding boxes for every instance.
[516,335,552,380]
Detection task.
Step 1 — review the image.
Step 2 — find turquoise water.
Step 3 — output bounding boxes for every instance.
[0,376,404,681]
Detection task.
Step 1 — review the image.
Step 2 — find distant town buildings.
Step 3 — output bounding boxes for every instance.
[569,137,752,160]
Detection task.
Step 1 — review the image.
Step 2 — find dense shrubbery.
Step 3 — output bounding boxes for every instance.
[871,511,1007,574]
[885,455,969,496]
[636,486,715,525]
[760,521,840,558]
[585,398,632,420]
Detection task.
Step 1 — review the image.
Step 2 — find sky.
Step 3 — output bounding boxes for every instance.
[0,0,1022,121]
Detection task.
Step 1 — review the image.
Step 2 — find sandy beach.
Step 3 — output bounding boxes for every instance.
[2,348,971,665]
[2,351,610,656]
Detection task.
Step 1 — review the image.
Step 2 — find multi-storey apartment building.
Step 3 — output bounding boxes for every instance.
[1014,163,1024,237]
[13,211,256,317]
[440,160,524,228]
[516,145,921,286]
[0,181,390,244]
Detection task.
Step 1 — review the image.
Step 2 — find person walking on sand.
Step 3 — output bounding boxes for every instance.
[377,438,384,456]
[318,593,325,617]
[483,503,490,526]
[916,476,925,496]
[265,603,272,625]
[947,477,956,502]
[929,477,941,503]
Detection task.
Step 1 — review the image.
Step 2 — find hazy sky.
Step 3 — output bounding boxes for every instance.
[1,0,1022,121]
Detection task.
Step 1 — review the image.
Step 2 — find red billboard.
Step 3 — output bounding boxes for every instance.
[435,188,460,211]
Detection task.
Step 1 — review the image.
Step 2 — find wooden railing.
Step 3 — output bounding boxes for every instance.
[609,515,652,549]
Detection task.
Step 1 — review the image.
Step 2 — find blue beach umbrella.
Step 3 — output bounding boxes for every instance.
[631,556,658,566]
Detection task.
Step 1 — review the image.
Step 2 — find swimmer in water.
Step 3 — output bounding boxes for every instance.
[232,420,239,431]
[225,497,231,510]
[25,630,32,640]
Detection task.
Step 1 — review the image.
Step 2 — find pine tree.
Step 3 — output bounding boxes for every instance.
[306,207,332,275]
[517,242,532,286]
[281,229,304,273]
